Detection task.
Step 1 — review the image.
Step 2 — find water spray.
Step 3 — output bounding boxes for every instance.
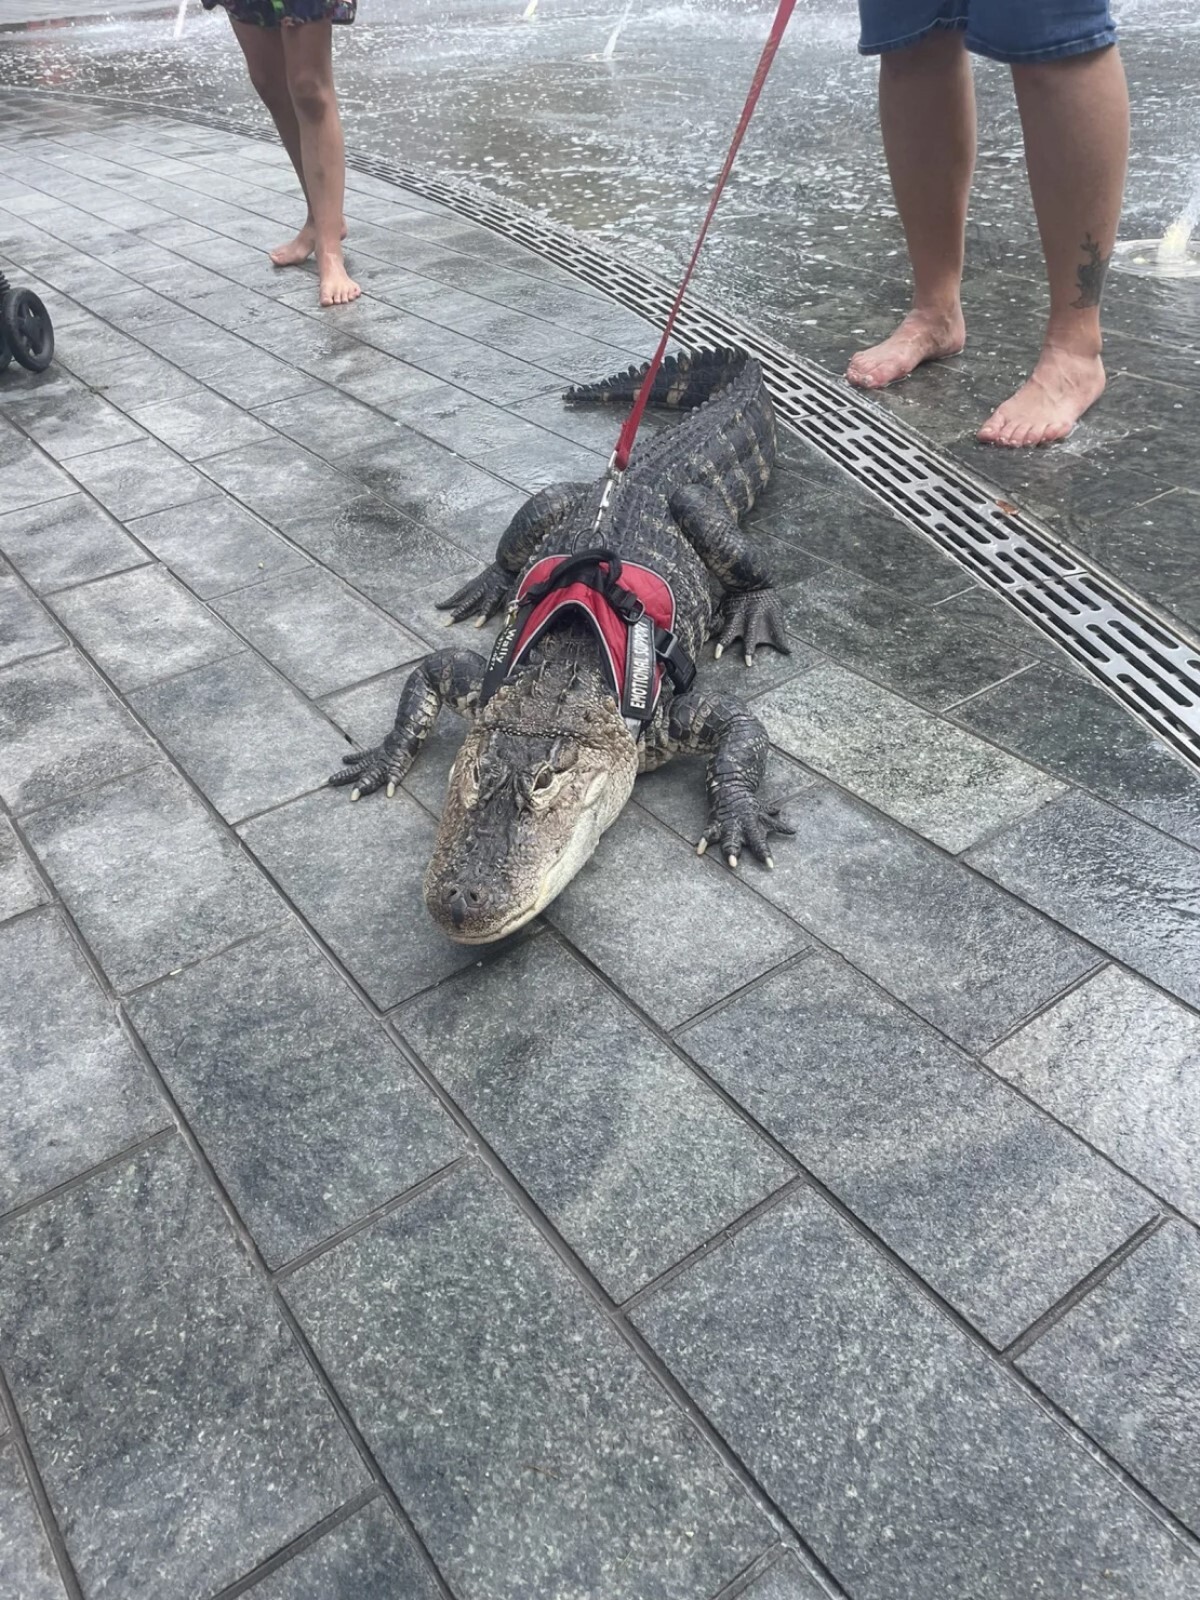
[173,0,189,39]
[1112,169,1200,280]
[601,0,635,61]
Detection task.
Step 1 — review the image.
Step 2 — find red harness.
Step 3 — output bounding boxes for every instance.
[481,549,695,724]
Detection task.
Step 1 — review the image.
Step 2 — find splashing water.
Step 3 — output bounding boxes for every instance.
[1158,180,1200,264]
[173,0,189,39]
[1112,172,1200,279]
[601,0,635,60]
[522,0,538,19]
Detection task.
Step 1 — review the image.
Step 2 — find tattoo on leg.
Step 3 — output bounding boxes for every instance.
[1071,232,1111,309]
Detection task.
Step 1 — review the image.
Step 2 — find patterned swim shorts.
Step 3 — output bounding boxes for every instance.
[201,0,355,26]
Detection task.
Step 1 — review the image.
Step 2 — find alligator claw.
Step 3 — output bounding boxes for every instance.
[438,563,512,627]
[329,738,417,801]
[714,588,791,666]
[699,792,795,870]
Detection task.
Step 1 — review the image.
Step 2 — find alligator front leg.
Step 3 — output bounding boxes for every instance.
[329,649,486,801]
[438,480,592,626]
[669,485,791,666]
[669,689,795,869]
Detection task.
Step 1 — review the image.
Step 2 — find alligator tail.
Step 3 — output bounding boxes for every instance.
[563,345,745,409]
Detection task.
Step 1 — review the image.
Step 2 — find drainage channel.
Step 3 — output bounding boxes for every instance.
[16,89,1200,769]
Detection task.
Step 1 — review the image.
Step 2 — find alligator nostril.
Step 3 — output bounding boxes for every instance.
[445,885,484,927]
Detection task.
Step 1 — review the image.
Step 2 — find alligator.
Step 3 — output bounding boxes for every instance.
[330,346,794,944]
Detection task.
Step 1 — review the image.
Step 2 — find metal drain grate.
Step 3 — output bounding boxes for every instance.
[17,89,1200,768]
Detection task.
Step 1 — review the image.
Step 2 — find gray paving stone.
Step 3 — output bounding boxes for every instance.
[23,763,283,993]
[0,424,75,516]
[87,349,205,411]
[47,563,244,692]
[779,567,1037,711]
[212,568,424,697]
[240,786,478,1009]
[987,965,1200,1223]
[0,816,47,921]
[0,493,147,593]
[282,492,481,644]
[241,1499,442,1599]
[340,426,515,541]
[4,385,144,462]
[762,481,969,604]
[286,1162,769,1600]
[683,953,1153,1345]
[129,652,346,822]
[551,807,807,1029]
[968,790,1200,1010]
[0,1141,366,1599]
[0,1435,65,1600]
[126,494,311,598]
[1018,1221,1200,1536]
[252,387,402,459]
[750,783,1097,1053]
[0,574,63,666]
[954,664,1200,850]
[62,436,214,521]
[474,428,606,495]
[128,388,277,461]
[0,908,167,1213]
[397,935,789,1301]
[0,649,154,814]
[740,1554,830,1600]
[759,664,1063,853]
[634,1188,1200,1600]
[129,923,458,1267]
[200,438,363,531]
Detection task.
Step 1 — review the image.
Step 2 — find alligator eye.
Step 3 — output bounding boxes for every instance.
[533,768,556,792]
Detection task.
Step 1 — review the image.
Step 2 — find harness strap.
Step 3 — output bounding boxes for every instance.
[480,550,695,723]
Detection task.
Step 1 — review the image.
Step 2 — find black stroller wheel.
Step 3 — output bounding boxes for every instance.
[0,333,11,375]
[2,288,54,373]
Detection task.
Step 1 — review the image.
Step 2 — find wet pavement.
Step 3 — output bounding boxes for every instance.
[2,58,1200,1600]
[1,0,1199,633]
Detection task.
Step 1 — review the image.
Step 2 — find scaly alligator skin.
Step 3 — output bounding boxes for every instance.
[330,347,794,944]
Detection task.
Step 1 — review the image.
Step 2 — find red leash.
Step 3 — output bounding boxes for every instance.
[607,0,798,477]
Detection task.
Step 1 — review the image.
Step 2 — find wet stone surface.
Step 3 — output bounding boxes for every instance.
[286,1163,771,1600]
[681,954,1154,1347]
[397,934,791,1301]
[636,1190,1200,1600]
[1,89,1198,1600]
[1018,1220,1200,1537]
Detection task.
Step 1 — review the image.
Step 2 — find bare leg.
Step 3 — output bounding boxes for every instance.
[978,46,1129,447]
[847,27,974,390]
[281,20,359,302]
[230,20,345,267]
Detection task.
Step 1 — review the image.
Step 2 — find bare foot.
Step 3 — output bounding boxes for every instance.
[846,307,966,390]
[317,250,361,307]
[270,219,348,269]
[977,346,1106,447]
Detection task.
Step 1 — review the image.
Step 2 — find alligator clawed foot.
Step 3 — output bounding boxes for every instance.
[713,588,791,667]
[328,740,415,802]
[697,793,796,871]
[437,563,512,627]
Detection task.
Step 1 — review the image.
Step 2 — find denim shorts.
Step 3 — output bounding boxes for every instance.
[857,0,1117,63]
